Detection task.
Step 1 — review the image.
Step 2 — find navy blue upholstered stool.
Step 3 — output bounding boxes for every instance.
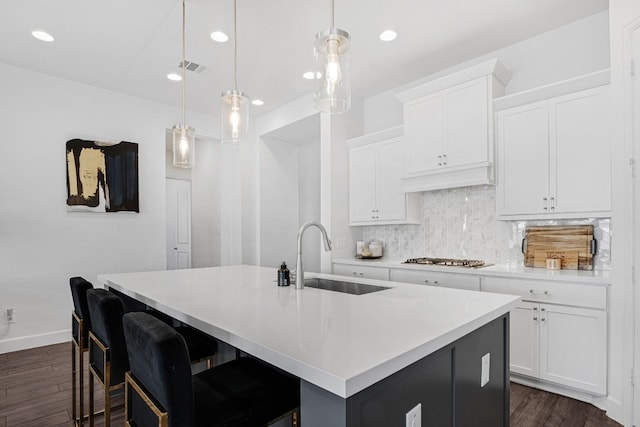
[69,276,94,427]
[109,287,218,367]
[86,289,129,427]
[123,312,300,427]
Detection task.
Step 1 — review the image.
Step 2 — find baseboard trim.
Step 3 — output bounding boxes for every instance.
[0,329,70,354]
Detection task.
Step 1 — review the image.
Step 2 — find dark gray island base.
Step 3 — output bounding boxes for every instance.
[301,314,510,427]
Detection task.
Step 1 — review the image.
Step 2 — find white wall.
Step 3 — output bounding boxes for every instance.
[259,138,300,269]
[0,62,218,352]
[298,140,321,273]
[363,11,610,134]
[191,137,223,268]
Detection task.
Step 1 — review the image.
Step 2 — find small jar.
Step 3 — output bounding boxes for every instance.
[369,241,383,258]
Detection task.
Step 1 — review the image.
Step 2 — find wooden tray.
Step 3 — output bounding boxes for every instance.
[523,225,595,270]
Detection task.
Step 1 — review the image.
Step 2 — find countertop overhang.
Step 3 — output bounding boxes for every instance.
[98,265,520,398]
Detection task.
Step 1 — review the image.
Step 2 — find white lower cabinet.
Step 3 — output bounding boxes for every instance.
[510,301,540,378]
[389,268,480,291]
[332,264,390,281]
[539,304,606,394]
[483,277,607,395]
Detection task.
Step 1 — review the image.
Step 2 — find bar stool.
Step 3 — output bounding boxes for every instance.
[69,276,94,427]
[109,286,219,367]
[122,312,300,427]
[86,289,129,427]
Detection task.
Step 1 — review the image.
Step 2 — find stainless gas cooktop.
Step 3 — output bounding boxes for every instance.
[403,257,487,268]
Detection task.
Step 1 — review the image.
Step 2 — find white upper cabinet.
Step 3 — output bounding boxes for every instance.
[496,102,550,216]
[495,70,612,219]
[348,127,420,226]
[396,59,510,192]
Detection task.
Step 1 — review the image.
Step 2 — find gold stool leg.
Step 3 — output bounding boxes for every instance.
[88,368,94,427]
[79,345,85,427]
[104,381,111,427]
[71,342,77,425]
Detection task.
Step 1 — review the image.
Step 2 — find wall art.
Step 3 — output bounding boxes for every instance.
[66,139,139,212]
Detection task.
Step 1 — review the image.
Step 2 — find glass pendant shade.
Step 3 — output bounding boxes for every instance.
[314,28,351,114]
[172,124,195,168]
[221,90,249,144]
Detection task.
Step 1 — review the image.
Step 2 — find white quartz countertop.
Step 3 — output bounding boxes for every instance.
[333,258,611,285]
[98,265,520,398]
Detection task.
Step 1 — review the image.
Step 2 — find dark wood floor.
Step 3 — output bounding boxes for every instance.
[0,342,623,426]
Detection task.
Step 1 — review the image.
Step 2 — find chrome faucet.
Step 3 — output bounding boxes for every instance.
[295,221,332,289]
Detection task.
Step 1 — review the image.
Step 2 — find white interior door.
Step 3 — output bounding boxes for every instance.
[166,179,192,270]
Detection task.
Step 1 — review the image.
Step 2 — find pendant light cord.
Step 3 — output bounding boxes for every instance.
[233,0,238,91]
[330,0,334,29]
[181,0,186,126]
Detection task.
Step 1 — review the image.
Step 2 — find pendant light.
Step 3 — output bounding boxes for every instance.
[313,0,351,114]
[172,0,195,168]
[221,0,248,144]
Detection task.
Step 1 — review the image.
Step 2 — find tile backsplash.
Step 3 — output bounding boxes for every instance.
[362,185,611,270]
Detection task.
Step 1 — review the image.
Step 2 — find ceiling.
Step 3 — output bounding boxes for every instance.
[0,0,608,121]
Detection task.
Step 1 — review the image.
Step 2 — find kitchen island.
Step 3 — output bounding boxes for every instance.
[98,265,520,427]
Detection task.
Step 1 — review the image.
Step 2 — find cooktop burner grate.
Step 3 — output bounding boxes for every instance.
[403,257,486,268]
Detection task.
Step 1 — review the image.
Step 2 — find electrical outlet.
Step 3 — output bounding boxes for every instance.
[406,403,421,427]
[6,308,15,323]
[481,352,490,387]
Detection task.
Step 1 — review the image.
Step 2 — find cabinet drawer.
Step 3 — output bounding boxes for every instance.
[481,276,606,310]
[390,268,480,291]
[332,264,390,281]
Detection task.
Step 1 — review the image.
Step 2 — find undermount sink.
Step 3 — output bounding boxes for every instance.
[304,278,390,295]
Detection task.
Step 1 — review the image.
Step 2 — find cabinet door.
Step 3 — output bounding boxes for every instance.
[539,304,607,395]
[550,87,611,215]
[349,146,377,222]
[496,102,549,216]
[445,77,489,167]
[404,92,444,174]
[509,302,540,378]
[375,138,406,221]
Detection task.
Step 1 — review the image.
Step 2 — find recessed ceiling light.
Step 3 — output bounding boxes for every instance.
[210,31,229,43]
[379,30,397,42]
[302,71,315,80]
[251,99,264,106]
[32,30,54,42]
[167,73,182,81]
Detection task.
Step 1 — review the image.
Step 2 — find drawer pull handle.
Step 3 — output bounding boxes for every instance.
[529,289,549,295]
[533,307,538,311]
[424,280,429,283]
[533,317,538,321]
[541,318,546,322]
[359,273,364,276]
[433,280,439,285]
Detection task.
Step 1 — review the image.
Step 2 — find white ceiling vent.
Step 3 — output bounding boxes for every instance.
[178,60,207,74]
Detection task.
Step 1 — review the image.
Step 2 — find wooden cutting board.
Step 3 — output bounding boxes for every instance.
[524,225,594,270]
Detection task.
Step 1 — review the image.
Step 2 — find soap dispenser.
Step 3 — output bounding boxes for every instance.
[277,262,290,286]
